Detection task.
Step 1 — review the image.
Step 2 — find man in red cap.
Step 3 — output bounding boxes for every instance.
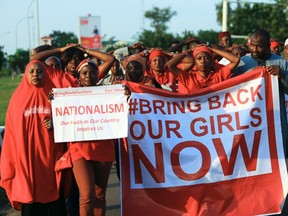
[218,31,232,48]
[270,40,281,56]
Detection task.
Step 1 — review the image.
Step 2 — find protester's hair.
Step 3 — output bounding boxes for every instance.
[114,58,120,64]
[60,47,85,69]
[45,56,62,68]
[126,61,143,72]
[252,29,270,44]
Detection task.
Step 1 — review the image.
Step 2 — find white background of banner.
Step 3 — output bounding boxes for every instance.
[52,85,128,143]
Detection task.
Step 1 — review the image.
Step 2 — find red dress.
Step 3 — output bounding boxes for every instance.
[0,60,66,210]
[68,139,115,163]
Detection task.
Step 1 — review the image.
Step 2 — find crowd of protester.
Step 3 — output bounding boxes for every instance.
[0,28,288,216]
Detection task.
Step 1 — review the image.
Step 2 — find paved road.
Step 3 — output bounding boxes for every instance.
[0,166,121,216]
[106,166,121,216]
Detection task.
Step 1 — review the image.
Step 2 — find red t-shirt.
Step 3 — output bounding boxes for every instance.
[145,70,177,92]
[177,64,232,94]
[47,67,79,88]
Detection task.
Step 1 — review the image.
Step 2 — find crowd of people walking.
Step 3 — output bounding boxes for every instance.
[1,28,288,216]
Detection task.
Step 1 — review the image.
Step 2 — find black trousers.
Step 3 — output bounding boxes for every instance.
[21,195,66,216]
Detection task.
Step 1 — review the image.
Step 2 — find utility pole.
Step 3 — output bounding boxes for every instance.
[222,0,228,32]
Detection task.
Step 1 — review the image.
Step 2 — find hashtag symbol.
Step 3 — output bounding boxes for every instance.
[129,98,139,115]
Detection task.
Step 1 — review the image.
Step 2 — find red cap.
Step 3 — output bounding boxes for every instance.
[218,31,231,40]
[270,41,280,49]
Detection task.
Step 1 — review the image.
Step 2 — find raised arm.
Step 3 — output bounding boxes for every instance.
[77,45,115,79]
[209,46,240,71]
[166,51,193,78]
[30,44,77,61]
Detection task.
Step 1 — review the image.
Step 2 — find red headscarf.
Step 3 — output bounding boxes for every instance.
[76,58,98,73]
[193,46,213,58]
[148,50,167,63]
[0,60,64,209]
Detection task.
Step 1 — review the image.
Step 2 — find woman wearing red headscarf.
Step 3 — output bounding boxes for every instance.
[66,51,115,216]
[0,60,67,215]
[124,53,162,88]
[166,45,240,94]
[145,49,177,92]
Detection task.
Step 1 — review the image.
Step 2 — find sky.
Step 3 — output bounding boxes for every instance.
[0,0,271,55]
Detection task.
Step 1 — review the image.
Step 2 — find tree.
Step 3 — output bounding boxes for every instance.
[138,30,176,50]
[8,49,30,75]
[0,46,5,73]
[49,30,78,47]
[0,46,10,76]
[137,7,178,49]
[216,0,288,41]
[145,7,177,35]
[196,30,219,45]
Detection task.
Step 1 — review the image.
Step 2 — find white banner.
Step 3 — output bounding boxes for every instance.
[52,85,128,143]
[121,68,288,215]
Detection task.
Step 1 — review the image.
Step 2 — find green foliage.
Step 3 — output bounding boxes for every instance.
[138,7,179,49]
[8,49,30,74]
[138,30,176,50]
[0,76,21,125]
[181,30,196,40]
[197,30,219,45]
[137,6,223,50]
[216,0,288,41]
[49,30,78,47]
[0,46,11,77]
[0,46,5,71]
[145,7,177,34]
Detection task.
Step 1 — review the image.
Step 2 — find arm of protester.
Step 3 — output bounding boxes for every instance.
[166,41,186,53]
[185,36,205,46]
[166,50,193,78]
[30,44,77,61]
[114,42,146,62]
[129,42,146,53]
[179,54,194,72]
[77,45,115,80]
[209,46,240,71]
[167,36,204,54]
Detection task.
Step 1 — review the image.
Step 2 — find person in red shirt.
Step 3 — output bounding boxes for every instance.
[166,45,240,94]
[145,49,177,92]
[67,57,115,216]
[123,54,161,88]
